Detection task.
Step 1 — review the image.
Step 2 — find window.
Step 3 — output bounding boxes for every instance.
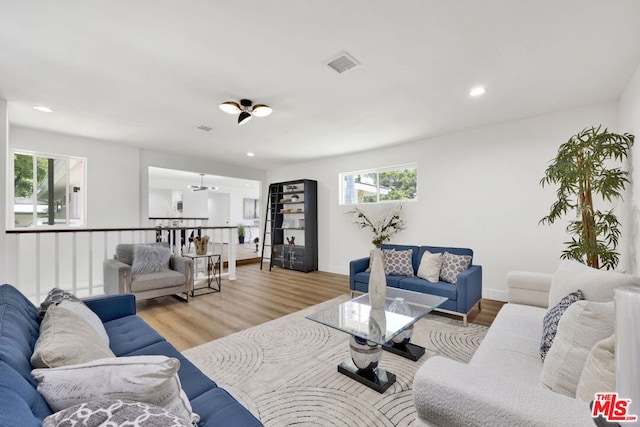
[340,164,417,205]
[11,150,86,228]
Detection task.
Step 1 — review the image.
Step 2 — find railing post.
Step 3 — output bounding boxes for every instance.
[228,227,236,280]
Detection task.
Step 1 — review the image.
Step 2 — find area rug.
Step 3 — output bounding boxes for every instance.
[183,295,487,426]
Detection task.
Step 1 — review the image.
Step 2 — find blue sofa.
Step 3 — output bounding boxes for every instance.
[0,284,262,426]
[349,244,482,325]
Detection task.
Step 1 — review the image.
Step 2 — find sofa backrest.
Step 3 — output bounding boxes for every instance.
[0,284,53,423]
[115,242,170,266]
[419,246,474,265]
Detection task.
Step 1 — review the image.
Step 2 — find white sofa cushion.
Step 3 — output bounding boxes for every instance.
[470,303,546,385]
[540,300,614,397]
[549,260,640,306]
[417,251,443,283]
[576,334,616,402]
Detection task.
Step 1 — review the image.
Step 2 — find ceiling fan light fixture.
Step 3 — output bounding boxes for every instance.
[219,101,241,114]
[251,104,272,117]
[238,111,252,125]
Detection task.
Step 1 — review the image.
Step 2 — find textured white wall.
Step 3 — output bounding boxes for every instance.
[267,103,619,300]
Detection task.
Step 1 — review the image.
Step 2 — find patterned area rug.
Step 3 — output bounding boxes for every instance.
[183,295,487,426]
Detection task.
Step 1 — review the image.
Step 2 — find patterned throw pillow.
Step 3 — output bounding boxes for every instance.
[439,252,472,284]
[37,288,81,321]
[540,289,584,361]
[43,399,190,427]
[382,249,414,276]
[132,245,171,274]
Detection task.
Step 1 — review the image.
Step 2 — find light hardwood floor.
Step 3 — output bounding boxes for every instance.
[137,263,504,351]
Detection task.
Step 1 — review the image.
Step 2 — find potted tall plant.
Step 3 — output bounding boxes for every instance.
[237,224,246,244]
[539,125,634,270]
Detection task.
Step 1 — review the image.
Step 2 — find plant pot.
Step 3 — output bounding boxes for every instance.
[238,236,245,244]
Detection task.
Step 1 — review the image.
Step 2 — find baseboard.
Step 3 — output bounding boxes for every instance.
[483,288,507,302]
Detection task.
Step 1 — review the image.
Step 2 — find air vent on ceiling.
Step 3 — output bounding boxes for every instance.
[197,125,213,132]
[327,51,360,74]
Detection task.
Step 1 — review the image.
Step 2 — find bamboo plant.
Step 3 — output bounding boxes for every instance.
[540,125,634,270]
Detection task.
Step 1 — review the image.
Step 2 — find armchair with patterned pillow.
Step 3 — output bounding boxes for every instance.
[103,243,193,302]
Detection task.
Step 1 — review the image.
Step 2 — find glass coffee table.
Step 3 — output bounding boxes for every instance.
[306,288,447,393]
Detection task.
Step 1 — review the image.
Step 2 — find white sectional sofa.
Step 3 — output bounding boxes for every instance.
[413,261,640,427]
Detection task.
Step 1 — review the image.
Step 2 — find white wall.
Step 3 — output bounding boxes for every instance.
[619,62,640,275]
[9,126,141,227]
[267,102,619,300]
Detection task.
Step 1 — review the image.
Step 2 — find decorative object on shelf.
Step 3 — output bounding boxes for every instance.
[237,224,245,244]
[540,125,634,270]
[291,195,300,202]
[347,204,406,248]
[368,248,387,309]
[188,173,217,192]
[193,235,209,255]
[219,99,272,125]
[388,297,412,345]
[286,236,296,247]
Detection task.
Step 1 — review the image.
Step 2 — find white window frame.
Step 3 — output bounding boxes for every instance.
[339,163,418,205]
[9,149,87,229]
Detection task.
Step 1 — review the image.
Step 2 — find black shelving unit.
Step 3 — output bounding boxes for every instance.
[260,179,318,272]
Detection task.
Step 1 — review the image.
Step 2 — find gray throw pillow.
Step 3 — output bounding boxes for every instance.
[540,289,584,361]
[43,399,190,427]
[37,288,81,321]
[439,252,472,284]
[382,249,414,276]
[132,245,171,275]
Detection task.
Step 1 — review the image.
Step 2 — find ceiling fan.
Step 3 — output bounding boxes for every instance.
[219,99,272,125]
[189,173,217,191]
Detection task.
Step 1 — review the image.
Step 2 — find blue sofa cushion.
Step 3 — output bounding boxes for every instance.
[398,276,458,301]
[191,388,262,427]
[0,386,43,427]
[125,341,218,400]
[103,315,166,355]
[0,303,40,385]
[354,272,404,289]
[0,361,51,419]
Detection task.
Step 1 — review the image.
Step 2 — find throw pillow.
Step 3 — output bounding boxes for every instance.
[58,300,109,346]
[43,399,191,427]
[540,300,614,397]
[131,245,171,275]
[37,288,81,321]
[417,251,443,283]
[382,249,414,276]
[540,289,584,361]
[549,259,640,307]
[31,305,115,369]
[576,334,616,403]
[439,252,472,284]
[32,355,199,425]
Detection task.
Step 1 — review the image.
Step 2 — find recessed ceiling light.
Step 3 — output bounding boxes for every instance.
[247,152,255,157]
[469,87,486,97]
[33,105,53,113]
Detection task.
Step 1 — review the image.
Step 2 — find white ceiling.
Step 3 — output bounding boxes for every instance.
[2,1,640,169]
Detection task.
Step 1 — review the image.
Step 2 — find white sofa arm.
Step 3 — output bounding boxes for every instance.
[507,271,552,308]
[414,357,594,427]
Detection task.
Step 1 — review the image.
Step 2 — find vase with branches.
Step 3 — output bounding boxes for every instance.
[539,125,634,270]
[347,204,406,247]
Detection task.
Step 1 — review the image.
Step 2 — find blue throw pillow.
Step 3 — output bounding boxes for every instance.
[540,289,584,361]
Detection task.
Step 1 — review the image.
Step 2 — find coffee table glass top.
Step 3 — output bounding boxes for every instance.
[306,288,447,345]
